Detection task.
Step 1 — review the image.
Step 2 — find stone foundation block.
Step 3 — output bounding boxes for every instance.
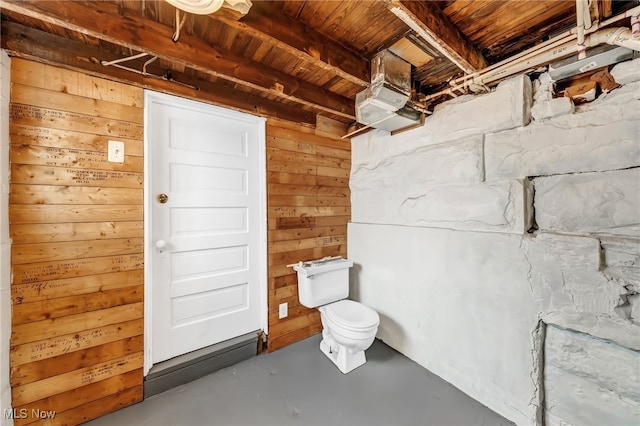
[350,136,483,191]
[534,168,640,237]
[524,233,638,348]
[351,75,532,166]
[532,72,554,103]
[577,80,640,118]
[543,312,640,351]
[428,74,532,141]
[611,58,640,85]
[530,97,574,121]
[531,233,600,271]
[544,326,640,426]
[601,237,640,288]
[352,179,532,234]
[630,294,640,324]
[486,108,640,180]
[526,234,623,315]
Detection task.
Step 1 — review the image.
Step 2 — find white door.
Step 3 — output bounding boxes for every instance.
[146,91,265,364]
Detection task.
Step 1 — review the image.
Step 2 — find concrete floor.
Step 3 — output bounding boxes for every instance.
[86,335,514,426]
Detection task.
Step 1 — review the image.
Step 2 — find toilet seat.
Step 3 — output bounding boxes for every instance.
[323,300,379,331]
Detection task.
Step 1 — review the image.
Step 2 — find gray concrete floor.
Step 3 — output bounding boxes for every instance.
[86,335,513,426]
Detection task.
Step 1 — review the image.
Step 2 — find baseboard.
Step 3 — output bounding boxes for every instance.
[144,331,259,398]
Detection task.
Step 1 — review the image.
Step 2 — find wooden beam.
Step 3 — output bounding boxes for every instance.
[589,0,600,23]
[387,0,488,74]
[212,0,370,87]
[0,0,355,119]
[1,21,317,125]
[600,0,613,19]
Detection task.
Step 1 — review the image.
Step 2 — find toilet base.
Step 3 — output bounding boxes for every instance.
[320,337,366,374]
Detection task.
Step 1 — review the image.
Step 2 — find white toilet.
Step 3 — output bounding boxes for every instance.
[293,257,379,374]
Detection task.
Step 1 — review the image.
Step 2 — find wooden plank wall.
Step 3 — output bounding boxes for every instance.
[266,120,351,351]
[4,57,350,422]
[8,58,144,425]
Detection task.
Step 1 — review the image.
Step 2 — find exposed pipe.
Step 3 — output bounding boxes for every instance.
[347,4,640,137]
[475,42,574,86]
[451,33,576,91]
[450,5,640,88]
[431,6,640,105]
[171,8,187,42]
[427,28,640,104]
[596,5,640,30]
[100,52,149,67]
[576,0,591,59]
[632,13,640,39]
[142,55,158,75]
[341,114,397,139]
[101,52,200,90]
[587,27,640,51]
[479,28,639,86]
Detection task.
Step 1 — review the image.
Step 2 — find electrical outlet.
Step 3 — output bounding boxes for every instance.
[278,302,288,319]
[108,140,125,163]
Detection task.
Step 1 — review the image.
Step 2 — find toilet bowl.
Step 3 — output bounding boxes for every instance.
[318,299,379,374]
[292,257,380,374]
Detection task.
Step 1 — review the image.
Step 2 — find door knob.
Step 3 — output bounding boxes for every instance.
[157,193,169,203]
[156,239,167,253]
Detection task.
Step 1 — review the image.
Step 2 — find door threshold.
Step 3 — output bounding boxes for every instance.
[144,331,260,398]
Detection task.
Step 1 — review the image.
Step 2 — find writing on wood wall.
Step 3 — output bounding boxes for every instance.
[9,59,144,425]
[266,120,350,351]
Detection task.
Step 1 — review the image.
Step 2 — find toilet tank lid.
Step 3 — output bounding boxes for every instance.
[292,256,353,277]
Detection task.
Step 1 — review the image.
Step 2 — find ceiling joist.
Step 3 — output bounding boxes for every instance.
[0,21,317,125]
[212,0,370,87]
[387,0,488,74]
[0,0,355,119]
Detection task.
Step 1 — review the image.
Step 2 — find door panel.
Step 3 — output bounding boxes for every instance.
[146,92,264,363]
[170,207,247,236]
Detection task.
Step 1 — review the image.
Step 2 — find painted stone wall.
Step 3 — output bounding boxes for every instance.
[349,60,640,426]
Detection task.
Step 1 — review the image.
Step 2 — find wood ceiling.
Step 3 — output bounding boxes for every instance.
[1,1,636,128]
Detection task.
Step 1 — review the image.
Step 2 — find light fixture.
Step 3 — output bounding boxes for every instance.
[165,0,225,15]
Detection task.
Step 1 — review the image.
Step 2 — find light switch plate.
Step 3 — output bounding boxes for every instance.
[278,302,288,319]
[108,140,125,163]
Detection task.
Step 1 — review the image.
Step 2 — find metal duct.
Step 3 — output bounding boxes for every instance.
[549,45,635,81]
[355,50,421,132]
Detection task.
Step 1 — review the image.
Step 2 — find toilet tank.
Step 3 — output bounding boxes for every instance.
[293,257,353,308]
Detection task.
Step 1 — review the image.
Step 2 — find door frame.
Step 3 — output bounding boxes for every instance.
[142,90,268,375]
